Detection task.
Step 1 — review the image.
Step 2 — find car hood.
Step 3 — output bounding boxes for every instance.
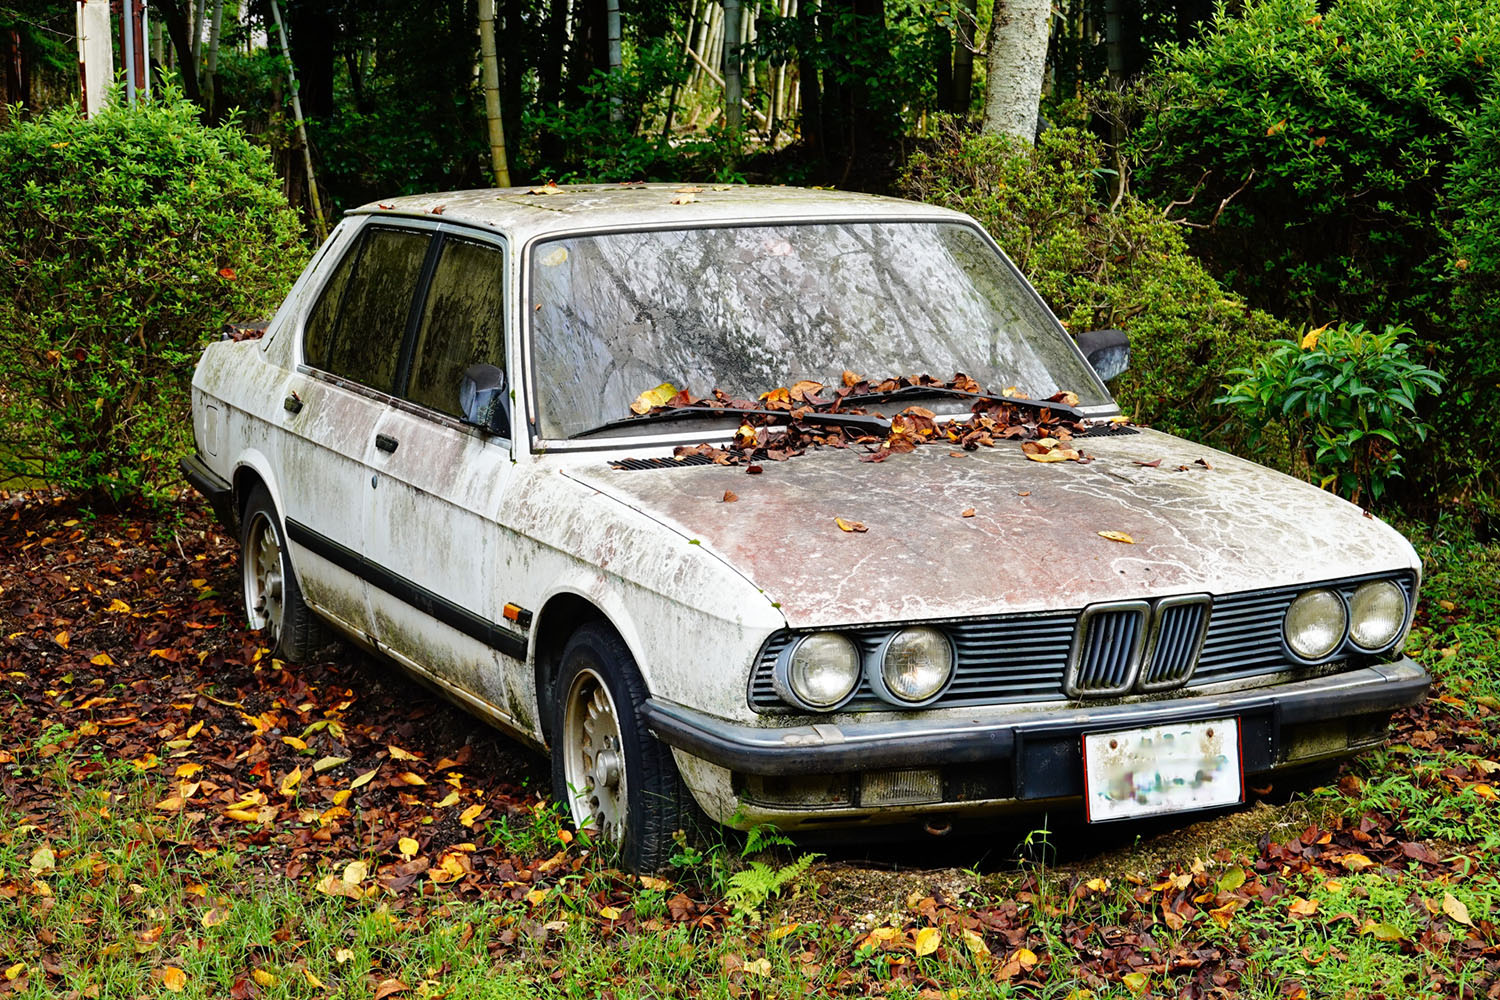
[561,429,1419,629]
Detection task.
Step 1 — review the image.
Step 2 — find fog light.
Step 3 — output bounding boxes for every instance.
[859,769,943,807]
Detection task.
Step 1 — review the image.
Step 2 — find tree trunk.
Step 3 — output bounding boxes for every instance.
[980,0,1049,143]
[606,0,622,121]
[797,0,821,160]
[268,0,326,240]
[203,0,223,118]
[723,0,742,131]
[152,0,202,105]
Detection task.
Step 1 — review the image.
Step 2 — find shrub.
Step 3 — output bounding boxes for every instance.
[1216,323,1444,505]
[0,94,306,501]
[897,122,1294,446]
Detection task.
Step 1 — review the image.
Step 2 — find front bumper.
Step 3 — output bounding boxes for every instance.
[644,658,1428,813]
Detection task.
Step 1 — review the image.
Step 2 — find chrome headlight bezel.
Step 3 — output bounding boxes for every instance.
[869,627,955,707]
[1282,588,1350,663]
[1347,579,1410,653]
[773,631,861,712]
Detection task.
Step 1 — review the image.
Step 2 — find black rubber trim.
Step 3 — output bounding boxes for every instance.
[642,658,1430,778]
[284,517,527,661]
[179,454,236,529]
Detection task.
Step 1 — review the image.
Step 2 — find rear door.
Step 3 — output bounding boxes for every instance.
[361,233,530,728]
[280,223,435,638]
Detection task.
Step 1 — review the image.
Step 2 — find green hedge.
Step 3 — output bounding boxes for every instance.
[0,95,307,500]
[898,123,1294,449]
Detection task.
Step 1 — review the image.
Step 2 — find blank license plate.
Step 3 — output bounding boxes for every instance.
[1082,718,1242,823]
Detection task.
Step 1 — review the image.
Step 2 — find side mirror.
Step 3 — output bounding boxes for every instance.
[459,363,511,437]
[1074,328,1130,382]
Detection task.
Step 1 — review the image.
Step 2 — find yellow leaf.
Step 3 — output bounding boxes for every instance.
[914,927,942,956]
[162,966,187,992]
[107,598,132,613]
[333,789,352,806]
[1337,853,1375,871]
[742,958,771,976]
[834,517,868,533]
[1443,892,1473,926]
[1301,322,1330,350]
[526,888,549,906]
[1015,947,1038,968]
[398,837,419,857]
[639,875,671,891]
[343,860,369,885]
[90,653,115,667]
[599,905,622,920]
[281,736,308,751]
[960,928,989,958]
[630,382,679,414]
[1024,449,1069,463]
[1085,877,1109,892]
[1097,531,1135,544]
[154,795,186,813]
[769,922,800,941]
[200,907,228,927]
[397,771,426,786]
[175,763,202,778]
[1473,783,1496,799]
[335,948,355,965]
[1288,896,1319,917]
[28,847,55,874]
[459,804,485,828]
[303,968,325,988]
[4,963,25,981]
[279,766,303,797]
[1122,971,1149,993]
[312,755,349,774]
[185,720,203,738]
[351,768,379,789]
[131,753,160,771]
[224,808,261,823]
[387,745,419,761]
[1359,920,1407,942]
[54,631,69,648]
[252,968,276,987]
[435,791,461,807]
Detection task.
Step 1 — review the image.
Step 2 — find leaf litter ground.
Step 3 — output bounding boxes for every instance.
[0,490,1498,998]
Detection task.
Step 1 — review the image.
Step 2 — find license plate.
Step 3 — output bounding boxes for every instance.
[1082,718,1242,823]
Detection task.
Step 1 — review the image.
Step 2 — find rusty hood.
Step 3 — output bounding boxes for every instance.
[561,429,1420,629]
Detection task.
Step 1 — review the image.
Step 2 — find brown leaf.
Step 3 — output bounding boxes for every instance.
[834,517,868,533]
[373,979,411,1000]
[961,508,976,518]
[721,491,739,503]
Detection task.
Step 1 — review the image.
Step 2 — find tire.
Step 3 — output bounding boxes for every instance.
[550,622,691,873]
[240,485,326,662]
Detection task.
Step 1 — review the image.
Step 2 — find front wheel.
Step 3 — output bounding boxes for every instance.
[550,623,691,873]
[240,485,325,661]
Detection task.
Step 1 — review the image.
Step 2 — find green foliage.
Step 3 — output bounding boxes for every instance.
[1132,0,1500,323]
[898,122,1293,446]
[1216,323,1444,504]
[0,93,306,500]
[1128,0,1500,513]
[523,42,746,183]
[724,852,819,919]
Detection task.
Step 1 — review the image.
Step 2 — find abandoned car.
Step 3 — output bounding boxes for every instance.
[183,184,1429,871]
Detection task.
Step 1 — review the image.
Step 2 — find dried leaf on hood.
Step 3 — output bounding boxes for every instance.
[834,518,868,533]
[1097,530,1136,544]
[630,382,679,415]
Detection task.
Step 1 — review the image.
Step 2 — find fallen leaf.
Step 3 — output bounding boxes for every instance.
[599,905,622,920]
[1443,892,1473,926]
[1097,530,1135,544]
[343,860,369,885]
[630,382,678,414]
[28,847,54,874]
[279,766,303,797]
[251,969,276,987]
[335,948,354,965]
[961,508,976,518]
[351,768,379,789]
[90,652,115,667]
[639,875,671,891]
[1288,896,1319,917]
[387,745,419,761]
[459,804,484,828]
[742,958,771,976]
[722,491,739,503]
[835,517,868,533]
[398,837,419,858]
[914,927,942,956]
[163,966,187,992]
[1359,920,1407,942]
[303,969,325,989]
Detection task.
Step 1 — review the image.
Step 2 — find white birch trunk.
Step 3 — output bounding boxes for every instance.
[980,0,1050,143]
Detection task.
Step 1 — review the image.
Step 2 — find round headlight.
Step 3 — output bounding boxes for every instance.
[1284,589,1348,661]
[875,627,955,705]
[1349,580,1407,651]
[777,632,860,710]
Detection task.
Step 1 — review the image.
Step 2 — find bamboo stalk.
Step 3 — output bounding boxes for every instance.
[268,0,327,239]
[478,0,511,185]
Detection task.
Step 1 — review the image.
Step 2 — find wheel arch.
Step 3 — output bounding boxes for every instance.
[532,590,645,746]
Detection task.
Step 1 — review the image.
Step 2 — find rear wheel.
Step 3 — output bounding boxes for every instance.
[240,486,325,661]
[550,623,690,873]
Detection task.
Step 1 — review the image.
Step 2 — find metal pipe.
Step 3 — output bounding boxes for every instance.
[121,0,137,106]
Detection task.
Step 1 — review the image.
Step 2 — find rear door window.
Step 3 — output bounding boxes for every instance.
[306,226,432,395]
[404,237,507,420]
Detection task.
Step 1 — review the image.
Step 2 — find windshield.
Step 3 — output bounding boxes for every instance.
[528,221,1111,440]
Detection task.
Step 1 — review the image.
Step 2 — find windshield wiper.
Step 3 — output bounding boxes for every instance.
[571,406,892,440]
[836,385,1086,421]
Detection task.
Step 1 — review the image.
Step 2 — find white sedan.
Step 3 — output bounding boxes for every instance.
[184,184,1428,871]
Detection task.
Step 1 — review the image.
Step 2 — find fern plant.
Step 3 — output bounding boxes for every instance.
[724,852,820,919]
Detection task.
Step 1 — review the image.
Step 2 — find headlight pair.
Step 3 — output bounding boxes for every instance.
[773,627,954,712]
[1283,579,1408,661]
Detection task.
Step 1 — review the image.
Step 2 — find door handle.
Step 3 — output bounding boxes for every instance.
[375,433,399,454]
[283,392,303,414]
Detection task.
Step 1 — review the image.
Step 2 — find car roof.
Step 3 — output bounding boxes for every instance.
[347,183,971,243]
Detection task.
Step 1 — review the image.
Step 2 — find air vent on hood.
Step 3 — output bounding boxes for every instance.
[610,455,722,471]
